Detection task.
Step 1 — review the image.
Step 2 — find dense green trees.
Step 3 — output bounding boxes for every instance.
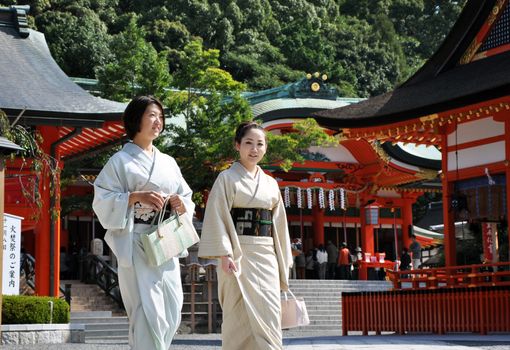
[1,0,465,97]
[1,0,466,197]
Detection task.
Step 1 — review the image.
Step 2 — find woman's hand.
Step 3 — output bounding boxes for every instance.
[168,194,186,215]
[129,191,165,211]
[221,256,237,274]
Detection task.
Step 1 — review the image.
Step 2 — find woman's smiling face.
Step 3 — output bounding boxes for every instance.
[137,103,164,141]
[236,128,267,167]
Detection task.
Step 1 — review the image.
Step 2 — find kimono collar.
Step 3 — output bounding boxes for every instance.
[122,141,159,161]
[122,142,158,174]
[232,161,262,180]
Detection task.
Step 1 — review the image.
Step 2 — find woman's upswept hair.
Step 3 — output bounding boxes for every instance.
[234,121,265,144]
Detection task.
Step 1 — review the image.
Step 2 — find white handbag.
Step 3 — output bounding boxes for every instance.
[141,197,200,266]
[281,289,310,329]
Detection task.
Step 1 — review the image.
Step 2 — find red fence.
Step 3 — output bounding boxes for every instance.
[342,286,510,335]
[387,262,510,290]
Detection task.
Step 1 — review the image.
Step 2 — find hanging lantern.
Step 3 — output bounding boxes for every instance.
[365,203,380,225]
[306,188,313,209]
[297,188,302,208]
[340,188,346,210]
[318,188,325,209]
[284,187,290,207]
[328,190,335,211]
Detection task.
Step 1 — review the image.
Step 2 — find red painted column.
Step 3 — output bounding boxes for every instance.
[35,126,60,296]
[360,206,374,255]
[312,202,325,246]
[441,135,456,267]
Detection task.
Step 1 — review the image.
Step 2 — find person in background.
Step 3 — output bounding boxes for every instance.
[400,247,411,278]
[351,247,363,280]
[93,95,194,350]
[290,238,302,279]
[326,240,338,279]
[198,121,293,350]
[338,242,351,280]
[295,246,306,279]
[305,250,316,279]
[409,234,422,270]
[316,244,328,280]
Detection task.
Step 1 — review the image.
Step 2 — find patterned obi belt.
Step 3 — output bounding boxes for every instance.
[231,208,273,237]
[133,202,171,225]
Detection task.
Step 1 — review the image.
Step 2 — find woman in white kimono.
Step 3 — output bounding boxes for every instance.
[198,121,293,350]
[93,96,194,350]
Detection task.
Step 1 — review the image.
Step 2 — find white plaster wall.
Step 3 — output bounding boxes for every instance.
[447,117,504,145]
[447,141,505,171]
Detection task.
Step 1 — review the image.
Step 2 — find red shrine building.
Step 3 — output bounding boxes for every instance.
[245,75,442,268]
[315,0,510,268]
[0,5,126,296]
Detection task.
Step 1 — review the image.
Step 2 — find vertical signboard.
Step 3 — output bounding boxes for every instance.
[2,213,22,295]
[482,222,499,263]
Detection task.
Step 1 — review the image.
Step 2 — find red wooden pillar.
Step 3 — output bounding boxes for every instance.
[35,126,61,296]
[441,135,456,267]
[360,206,374,255]
[312,202,325,246]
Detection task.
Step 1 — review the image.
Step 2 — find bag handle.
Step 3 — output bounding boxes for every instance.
[282,289,297,301]
[150,196,183,238]
[149,196,172,226]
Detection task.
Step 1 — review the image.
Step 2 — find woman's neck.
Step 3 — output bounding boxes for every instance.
[133,138,153,154]
[239,161,258,177]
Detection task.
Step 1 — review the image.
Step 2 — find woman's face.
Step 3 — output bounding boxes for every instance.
[136,103,164,142]
[235,128,267,167]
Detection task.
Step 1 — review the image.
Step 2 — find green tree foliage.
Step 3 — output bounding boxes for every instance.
[95,15,171,101]
[161,40,251,198]
[161,41,336,202]
[4,0,465,96]
[265,118,337,171]
[35,6,111,77]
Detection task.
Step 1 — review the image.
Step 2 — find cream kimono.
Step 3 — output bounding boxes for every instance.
[93,142,194,350]
[198,162,293,350]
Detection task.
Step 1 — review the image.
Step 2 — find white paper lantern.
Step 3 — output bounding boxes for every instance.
[318,188,325,209]
[328,190,335,211]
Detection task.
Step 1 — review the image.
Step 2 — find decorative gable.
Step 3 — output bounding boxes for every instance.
[460,0,510,64]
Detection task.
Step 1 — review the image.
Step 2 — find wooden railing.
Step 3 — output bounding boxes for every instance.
[342,286,510,335]
[187,264,220,333]
[82,254,123,308]
[387,262,510,290]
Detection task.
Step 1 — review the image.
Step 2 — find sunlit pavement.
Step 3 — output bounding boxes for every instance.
[2,334,510,349]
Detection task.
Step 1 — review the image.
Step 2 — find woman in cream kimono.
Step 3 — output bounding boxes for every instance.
[93,96,194,350]
[198,121,293,350]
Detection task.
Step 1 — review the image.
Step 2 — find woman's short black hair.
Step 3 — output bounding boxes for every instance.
[234,121,265,144]
[123,95,165,140]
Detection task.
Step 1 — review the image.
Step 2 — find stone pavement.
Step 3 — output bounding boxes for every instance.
[2,334,510,350]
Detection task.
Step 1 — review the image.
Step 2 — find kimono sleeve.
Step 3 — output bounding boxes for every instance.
[198,172,235,259]
[171,157,195,220]
[92,157,132,230]
[272,191,293,291]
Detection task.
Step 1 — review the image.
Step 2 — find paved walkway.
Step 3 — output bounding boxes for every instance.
[3,334,510,350]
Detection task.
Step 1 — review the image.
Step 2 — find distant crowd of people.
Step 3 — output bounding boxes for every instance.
[289,234,422,280]
[289,239,362,280]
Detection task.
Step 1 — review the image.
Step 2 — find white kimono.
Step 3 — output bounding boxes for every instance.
[93,142,194,350]
[198,162,293,350]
